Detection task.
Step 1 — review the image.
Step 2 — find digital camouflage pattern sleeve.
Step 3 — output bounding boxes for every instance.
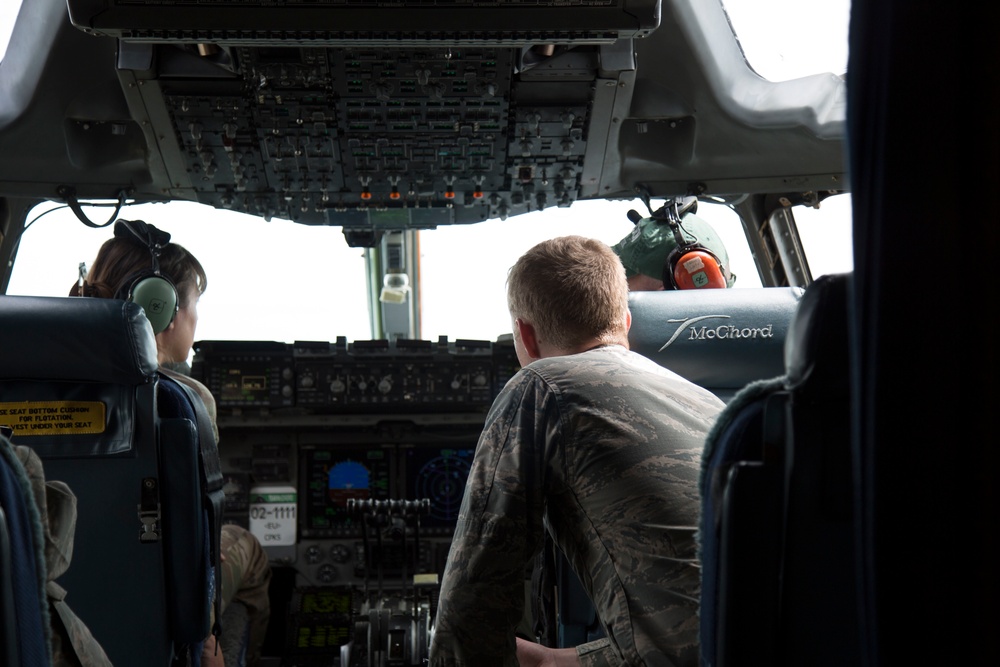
[428,366,552,667]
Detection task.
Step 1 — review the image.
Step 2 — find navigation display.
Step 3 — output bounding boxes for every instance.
[404,446,475,534]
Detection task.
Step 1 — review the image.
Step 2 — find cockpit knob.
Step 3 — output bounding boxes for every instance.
[317,564,337,583]
[330,545,351,563]
[305,544,324,564]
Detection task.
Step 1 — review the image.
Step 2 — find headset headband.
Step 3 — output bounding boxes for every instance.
[114,219,172,275]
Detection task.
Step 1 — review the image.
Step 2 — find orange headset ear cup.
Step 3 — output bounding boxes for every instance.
[671,249,728,289]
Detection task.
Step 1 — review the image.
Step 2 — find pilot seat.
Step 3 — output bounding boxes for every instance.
[0,294,225,666]
[697,272,860,666]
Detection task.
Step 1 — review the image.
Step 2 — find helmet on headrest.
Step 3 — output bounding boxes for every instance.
[612,201,736,290]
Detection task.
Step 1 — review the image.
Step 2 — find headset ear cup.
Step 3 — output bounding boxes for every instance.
[129,274,179,334]
[671,249,728,290]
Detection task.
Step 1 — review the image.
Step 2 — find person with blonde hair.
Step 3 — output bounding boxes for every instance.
[429,236,725,667]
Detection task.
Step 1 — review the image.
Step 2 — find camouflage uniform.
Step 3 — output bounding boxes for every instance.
[161,368,272,665]
[218,523,272,665]
[428,346,724,667]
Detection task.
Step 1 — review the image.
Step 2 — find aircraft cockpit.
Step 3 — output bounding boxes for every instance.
[21,2,997,667]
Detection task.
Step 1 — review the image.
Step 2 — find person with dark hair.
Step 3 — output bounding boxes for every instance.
[70,219,208,373]
[429,236,725,667]
[72,220,271,667]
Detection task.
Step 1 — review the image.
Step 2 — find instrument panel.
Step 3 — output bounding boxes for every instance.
[193,337,512,413]
[192,336,515,598]
[193,336,517,662]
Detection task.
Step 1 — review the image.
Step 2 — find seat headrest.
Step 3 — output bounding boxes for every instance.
[0,296,159,384]
[784,272,851,396]
[628,287,804,399]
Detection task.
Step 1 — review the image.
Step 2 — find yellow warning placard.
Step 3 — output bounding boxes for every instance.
[0,401,106,436]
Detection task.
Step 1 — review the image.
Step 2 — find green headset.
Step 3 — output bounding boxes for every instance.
[113,219,179,335]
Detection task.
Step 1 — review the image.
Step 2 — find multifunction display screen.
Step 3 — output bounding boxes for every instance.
[301,446,392,537]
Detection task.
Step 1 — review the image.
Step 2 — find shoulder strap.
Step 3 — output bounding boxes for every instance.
[48,581,113,667]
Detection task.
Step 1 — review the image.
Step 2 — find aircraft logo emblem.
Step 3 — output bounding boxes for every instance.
[658,315,774,352]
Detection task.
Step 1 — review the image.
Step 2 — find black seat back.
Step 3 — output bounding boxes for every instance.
[0,294,219,664]
[698,273,859,666]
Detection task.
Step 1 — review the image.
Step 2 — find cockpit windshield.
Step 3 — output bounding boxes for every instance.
[0,2,20,60]
[722,0,850,81]
[1,0,854,354]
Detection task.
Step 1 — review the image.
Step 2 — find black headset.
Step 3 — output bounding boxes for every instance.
[113,219,179,334]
